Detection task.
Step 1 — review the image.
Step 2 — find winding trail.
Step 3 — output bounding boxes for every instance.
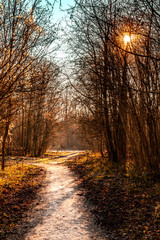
[8,153,109,240]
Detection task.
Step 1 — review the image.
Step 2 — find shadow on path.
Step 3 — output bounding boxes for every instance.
[7,162,109,240]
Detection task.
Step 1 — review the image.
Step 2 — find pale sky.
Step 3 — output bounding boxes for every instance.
[52,0,75,63]
[53,0,75,22]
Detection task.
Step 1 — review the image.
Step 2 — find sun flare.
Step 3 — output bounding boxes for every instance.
[124,35,131,44]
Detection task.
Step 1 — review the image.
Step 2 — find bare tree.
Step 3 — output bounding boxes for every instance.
[12,60,60,157]
[0,0,57,169]
[67,0,160,174]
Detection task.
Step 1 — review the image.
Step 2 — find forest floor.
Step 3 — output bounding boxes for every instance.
[0,152,159,240]
[1,152,110,240]
[0,152,76,240]
[66,153,160,240]
[0,163,45,239]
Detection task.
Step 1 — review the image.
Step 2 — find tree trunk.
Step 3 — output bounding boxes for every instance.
[1,98,11,170]
[2,121,10,170]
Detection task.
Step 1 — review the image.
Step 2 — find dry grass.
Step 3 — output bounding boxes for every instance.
[66,153,160,239]
[0,163,45,239]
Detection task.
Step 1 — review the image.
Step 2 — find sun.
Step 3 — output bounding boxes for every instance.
[124,35,131,44]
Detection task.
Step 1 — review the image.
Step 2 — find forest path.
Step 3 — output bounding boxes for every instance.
[8,153,108,240]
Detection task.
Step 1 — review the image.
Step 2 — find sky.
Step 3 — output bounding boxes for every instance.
[53,0,75,22]
[51,0,75,64]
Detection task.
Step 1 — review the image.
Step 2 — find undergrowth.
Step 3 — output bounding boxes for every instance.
[0,163,45,239]
[66,153,160,240]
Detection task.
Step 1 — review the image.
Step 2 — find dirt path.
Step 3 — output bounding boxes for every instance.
[8,154,109,240]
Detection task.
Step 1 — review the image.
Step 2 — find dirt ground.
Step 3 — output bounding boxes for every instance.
[7,154,110,240]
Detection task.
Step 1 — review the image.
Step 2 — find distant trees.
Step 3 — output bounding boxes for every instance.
[0,0,60,169]
[54,87,83,150]
[12,60,60,157]
[68,0,160,173]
